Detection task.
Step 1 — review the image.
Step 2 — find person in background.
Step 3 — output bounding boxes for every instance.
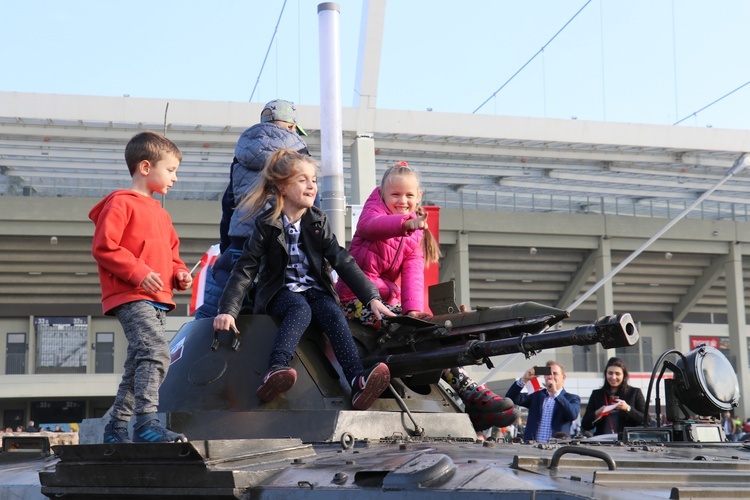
[505,361,581,442]
[570,416,582,437]
[733,415,742,441]
[90,131,192,443]
[335,161,519,432]
[581,357,646,436]
[213,150,395,409]
[721,411,738,441]
[741,417,750,439]
[24,420,39,433]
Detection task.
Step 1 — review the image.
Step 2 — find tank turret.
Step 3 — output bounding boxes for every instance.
[154,301,637,443]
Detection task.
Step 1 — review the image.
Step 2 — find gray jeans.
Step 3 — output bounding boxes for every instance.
[111,301,169,421]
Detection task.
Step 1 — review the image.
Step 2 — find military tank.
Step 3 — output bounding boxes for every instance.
[24,284,747,499]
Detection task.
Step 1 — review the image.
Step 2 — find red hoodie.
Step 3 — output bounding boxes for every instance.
[89,190,188,315]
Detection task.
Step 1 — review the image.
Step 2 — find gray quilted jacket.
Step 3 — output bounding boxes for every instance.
[228,122,308,237]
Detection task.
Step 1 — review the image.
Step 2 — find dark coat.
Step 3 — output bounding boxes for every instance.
[581,385,646,435]
[506,381,581,441]
[217,205,380,317]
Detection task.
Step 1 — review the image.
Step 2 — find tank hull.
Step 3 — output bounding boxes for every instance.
[35,437,750,499]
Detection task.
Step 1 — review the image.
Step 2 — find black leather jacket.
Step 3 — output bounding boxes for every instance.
[217,205,380,317]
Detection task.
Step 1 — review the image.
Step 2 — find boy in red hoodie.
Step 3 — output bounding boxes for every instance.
[89,131,192,443]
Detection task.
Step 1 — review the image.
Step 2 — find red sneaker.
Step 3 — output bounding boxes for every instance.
[351,363,390,410]
[256,367,297,402]
[463,384,514,413]
[469,406,520,432]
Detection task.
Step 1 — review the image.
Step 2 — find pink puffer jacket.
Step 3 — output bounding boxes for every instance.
[336,188,425,313]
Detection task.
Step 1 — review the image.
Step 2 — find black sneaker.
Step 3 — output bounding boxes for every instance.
[133,414,187,443]
[351,363,390,410]
[103,420,131,444]
[256,366,297,402]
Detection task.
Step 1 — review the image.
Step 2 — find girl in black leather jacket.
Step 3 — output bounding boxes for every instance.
[214,150,395,410]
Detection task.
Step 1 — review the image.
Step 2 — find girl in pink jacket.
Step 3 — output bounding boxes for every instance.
[336,161,518,433]
[336,161,439,325]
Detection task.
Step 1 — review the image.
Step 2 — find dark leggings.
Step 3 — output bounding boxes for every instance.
[266,287,364,383]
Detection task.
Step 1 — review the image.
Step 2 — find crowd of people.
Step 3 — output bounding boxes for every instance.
[721,411,750,441]
[1,422,70,434]
[86,98,740,444]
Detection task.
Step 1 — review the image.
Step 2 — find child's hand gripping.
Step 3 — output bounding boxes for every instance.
[406,310,432,320]
[369,299,396,321]
[211,314,241,351]
[213,314,238,333]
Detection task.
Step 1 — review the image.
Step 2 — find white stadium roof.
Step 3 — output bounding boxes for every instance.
[1,91,750,325]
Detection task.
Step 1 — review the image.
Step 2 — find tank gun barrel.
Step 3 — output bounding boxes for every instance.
[364,313,639,378]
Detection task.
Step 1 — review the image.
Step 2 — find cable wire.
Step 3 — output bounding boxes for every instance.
[472,0,592,114]
[673,80,750,125]
[249,0,288,103]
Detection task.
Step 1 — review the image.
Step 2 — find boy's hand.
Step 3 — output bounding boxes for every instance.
[140,272,164,294]
[369,299,396,320]
[213,314,237,332]
[175,271,193,290]
[402,212,428,233]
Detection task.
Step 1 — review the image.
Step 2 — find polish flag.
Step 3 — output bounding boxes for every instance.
[188,244,221,315]
[525,377,542,393]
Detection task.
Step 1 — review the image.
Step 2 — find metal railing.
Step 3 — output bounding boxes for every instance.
[8,181,750,222]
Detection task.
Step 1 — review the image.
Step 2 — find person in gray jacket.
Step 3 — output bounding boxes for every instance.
[195,99,309,319]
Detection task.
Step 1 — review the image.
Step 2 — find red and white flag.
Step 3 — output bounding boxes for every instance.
[188,244,221,315]
[525,377,542,393]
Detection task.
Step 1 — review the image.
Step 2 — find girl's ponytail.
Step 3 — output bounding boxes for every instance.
[417,206,441,266]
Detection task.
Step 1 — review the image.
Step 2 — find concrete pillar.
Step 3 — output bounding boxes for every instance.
[671,322,684,351]
[349,135,377,204]
[595,236,615,363]
[440,231,471,310]
[725,242,750,418]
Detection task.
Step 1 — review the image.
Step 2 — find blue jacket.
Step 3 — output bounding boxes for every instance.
[506,380,581,441]
[193,262,225,320]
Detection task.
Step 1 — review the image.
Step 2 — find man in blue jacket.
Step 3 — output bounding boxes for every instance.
[505,361,580,442]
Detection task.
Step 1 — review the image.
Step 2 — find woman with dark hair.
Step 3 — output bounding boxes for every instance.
[581,357,646,436]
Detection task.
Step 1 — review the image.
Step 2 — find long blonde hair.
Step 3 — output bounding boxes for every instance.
[381,161,441,265]
[239,149,317,222]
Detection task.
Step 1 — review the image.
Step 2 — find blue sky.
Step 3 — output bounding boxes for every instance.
[4,0,750,130]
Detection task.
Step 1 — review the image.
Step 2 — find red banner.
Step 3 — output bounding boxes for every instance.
[689,336,720,350]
